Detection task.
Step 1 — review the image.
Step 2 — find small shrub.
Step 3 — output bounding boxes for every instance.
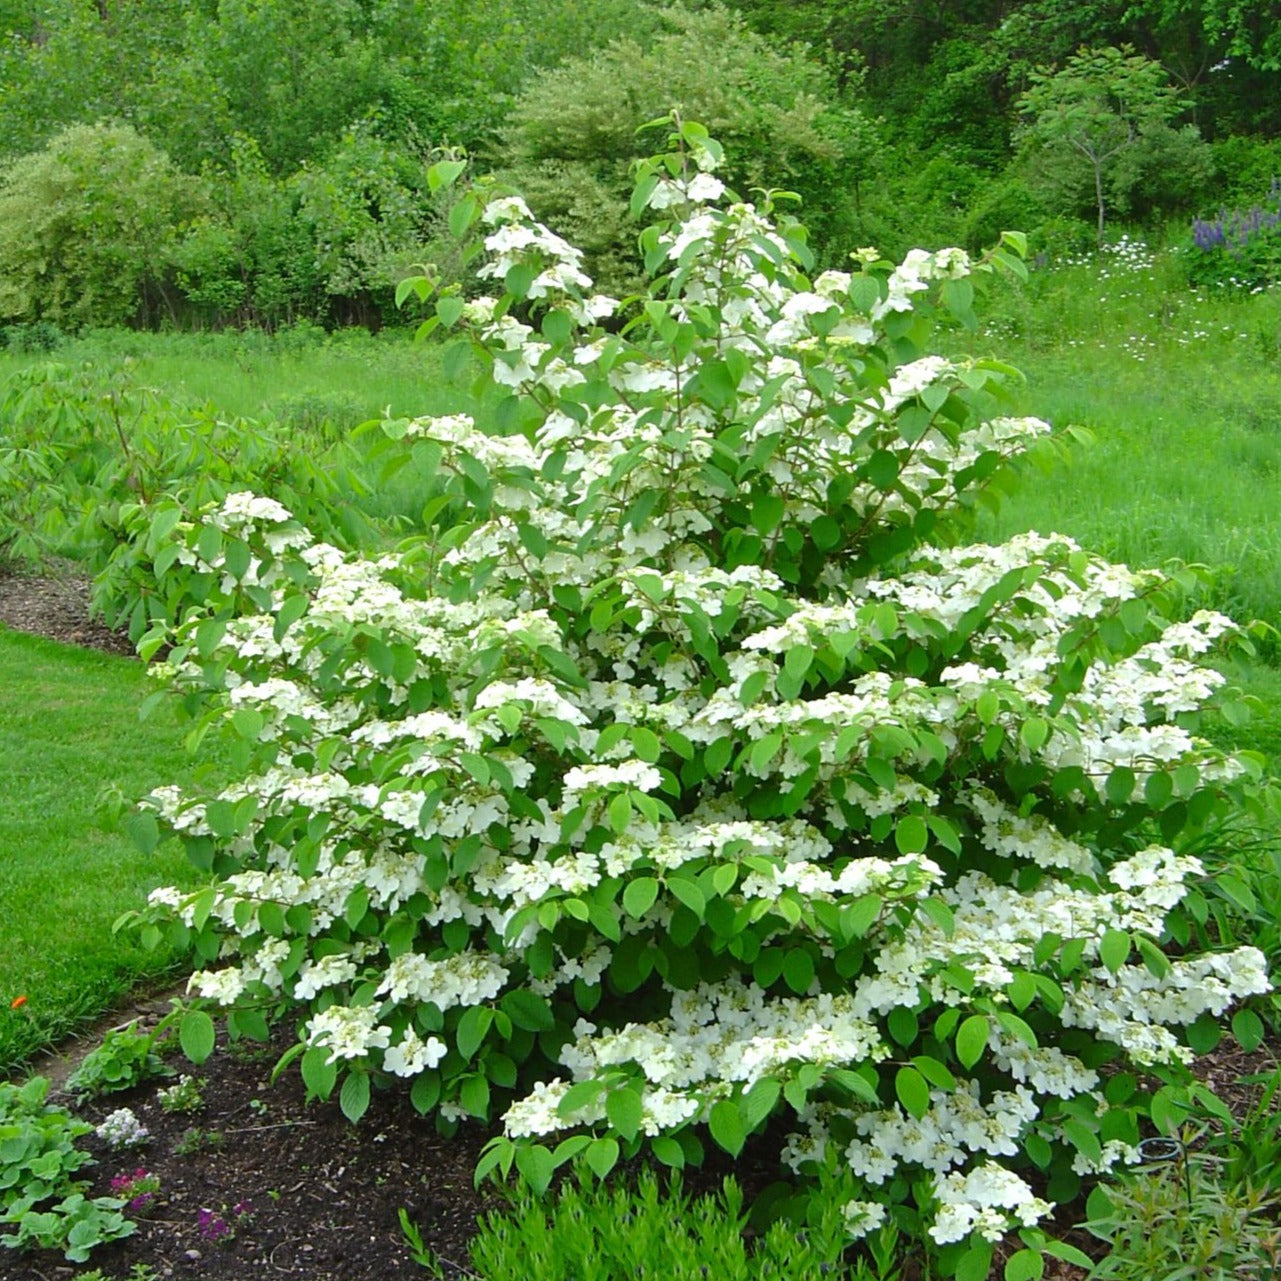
[444,1164,892,1280]
[267,391,365,445]
[1187,1063,1281,1196]
[0,124,203,329]
[157,1075,206,1115]
[1084,1157,1280,1280]
[502,4,878,290]
[0,362,373,637]
[66,1023,171,1103]
[962,175,1049,254]
[0,321,64,352]
[95,1108,151,1151]
[0,1077,136,1264]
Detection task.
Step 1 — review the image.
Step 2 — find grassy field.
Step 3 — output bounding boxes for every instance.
[968,246,1281,624]
[0,629,201,1070]
[0,327,467,427]
[954,245,1281,754]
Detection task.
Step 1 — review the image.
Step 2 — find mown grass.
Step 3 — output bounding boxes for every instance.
[0,629,201,1070]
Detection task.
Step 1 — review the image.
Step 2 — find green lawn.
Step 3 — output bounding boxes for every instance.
[0,628,200,1070]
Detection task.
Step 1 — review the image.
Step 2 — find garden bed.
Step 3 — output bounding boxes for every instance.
[0,568,132,656]
[8,1022,492,1280]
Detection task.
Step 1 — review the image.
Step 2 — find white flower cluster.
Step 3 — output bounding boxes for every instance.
[96,1108,150,1150]
[931,1164,1053,1244]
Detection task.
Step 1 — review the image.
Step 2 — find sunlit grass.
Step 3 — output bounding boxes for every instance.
[0,327,461,424]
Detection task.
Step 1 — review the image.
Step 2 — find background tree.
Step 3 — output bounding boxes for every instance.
[0,123,202,327]
[1016,45,1189,244]
[503,3,879,291]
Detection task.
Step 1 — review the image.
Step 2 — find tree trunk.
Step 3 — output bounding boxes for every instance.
[1093,161,1106,249]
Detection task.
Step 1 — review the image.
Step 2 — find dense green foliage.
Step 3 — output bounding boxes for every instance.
[443,1164,886,1279]
[500,5,879,288]
[0,124,202,328]
[0,0,1278,326]
[0,1076,137,1264]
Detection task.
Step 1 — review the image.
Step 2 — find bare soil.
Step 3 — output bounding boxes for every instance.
[9,1022,496,1281]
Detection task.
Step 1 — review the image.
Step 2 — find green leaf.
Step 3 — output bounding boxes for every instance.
[127,811,160,855]
[179,1010,216,1066]
[585,1137,619,1179]
[752,493,785,535]
[1144,770,1174,809]
[301,1046,337,1100]
[895,815,929,855]
[606,1088,643,1142]
[436,295,464,328]
[1005,1248,1044,1281]
[515,1144,555,1196]
[1106,767,1136,805]
[1186,1012,1221,1054]
[1099,929,1130,973]
[741,1078,781,1128]
[459,1073,491,1118]
[609,791,632,835]
[1232,1007,1264,1053]
[623,876,660,918]
[231,707,264,741]
[811,516,841,551]
[501,989,555,1032]
[668,878,706,918]
[956,1015,989,1071]
[411,1073,441,1115]
[456,1006,494,1060]
[782,949,815,994]
[750,732,783,773]
[895,1066,931,1119]
[652,1135,685,1168]
[784,644,814,681]
[340,1072,370,1124]
[1020,717,1049,752]
[1044,1241,1093,1268]
[956,1240,993,1281]
[709,1099,747,1156]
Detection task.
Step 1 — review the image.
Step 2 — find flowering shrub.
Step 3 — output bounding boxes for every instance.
[131,123,1272,1273]
[1188,178,1281,290]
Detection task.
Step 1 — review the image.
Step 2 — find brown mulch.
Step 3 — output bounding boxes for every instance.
[0,570,1276,1279]
[0,567,134,655]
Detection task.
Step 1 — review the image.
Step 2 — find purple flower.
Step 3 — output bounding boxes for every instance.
[198,1208,231,1242]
